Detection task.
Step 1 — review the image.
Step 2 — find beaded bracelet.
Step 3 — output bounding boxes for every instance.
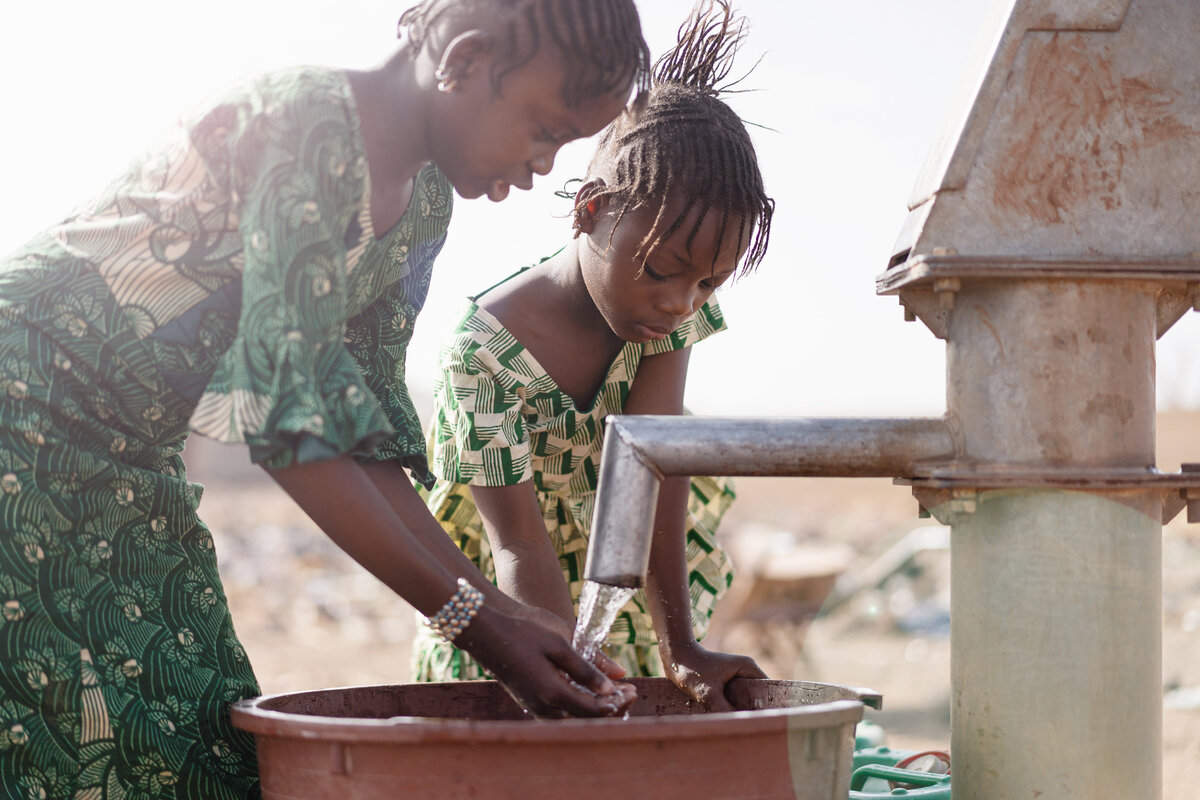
[427,578,485,643]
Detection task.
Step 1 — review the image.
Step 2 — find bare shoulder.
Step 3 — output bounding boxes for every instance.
[476,265,557,339]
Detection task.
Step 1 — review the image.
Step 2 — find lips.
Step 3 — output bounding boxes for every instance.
[487,176,535,203]
[634,322,672,341]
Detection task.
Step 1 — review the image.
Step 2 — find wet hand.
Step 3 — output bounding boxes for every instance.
[662,642,767,712]
[509,603,628,681]
[607,680,638,711]
[456,605,632,718]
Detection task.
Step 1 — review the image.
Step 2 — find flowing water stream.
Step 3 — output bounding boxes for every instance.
[572,580,635,664]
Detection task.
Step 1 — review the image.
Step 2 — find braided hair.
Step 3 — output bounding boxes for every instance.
[399,0,651,107]
[583,0,773,277]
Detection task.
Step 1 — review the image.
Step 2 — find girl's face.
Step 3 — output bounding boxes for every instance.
[578,191,748,344]
[430,46,630,202]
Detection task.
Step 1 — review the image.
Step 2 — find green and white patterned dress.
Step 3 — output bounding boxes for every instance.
[412,274,735,681]
[0,67,451,799]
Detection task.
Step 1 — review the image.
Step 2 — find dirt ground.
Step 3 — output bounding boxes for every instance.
[188,410,1200,792]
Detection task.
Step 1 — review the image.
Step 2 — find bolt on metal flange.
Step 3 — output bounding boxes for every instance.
[934,277,961,310]
[948,488,977,516]
[1182,463,1200,522]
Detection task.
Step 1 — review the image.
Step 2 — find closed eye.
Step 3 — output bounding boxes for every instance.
[642,264,669,282]
[702,269,736,292]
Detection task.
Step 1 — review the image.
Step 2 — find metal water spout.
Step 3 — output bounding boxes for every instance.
[586,0,1200,797]
[584,417,957,586]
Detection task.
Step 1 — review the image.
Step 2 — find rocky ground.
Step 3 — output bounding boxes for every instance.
[188,411,1200,793]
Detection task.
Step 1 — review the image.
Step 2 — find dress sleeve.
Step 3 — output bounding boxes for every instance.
[642,295,727,356]
[186,70,395,469]
[427,317,534,487]
[342,273,434,487]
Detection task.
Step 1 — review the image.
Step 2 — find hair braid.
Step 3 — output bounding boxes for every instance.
[399,0,651,106]
[582,0,774,278]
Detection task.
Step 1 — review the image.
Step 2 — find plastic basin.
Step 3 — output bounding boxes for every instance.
[232,677,880,800]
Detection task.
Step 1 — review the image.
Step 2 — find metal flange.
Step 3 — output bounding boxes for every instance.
[897,466,1200,525]
[877,254,1200,340]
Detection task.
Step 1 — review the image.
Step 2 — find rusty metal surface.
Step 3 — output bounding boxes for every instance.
[876,0,1196,795]
[910,483,1188,525]
[879,255,1200,340]
[902,466,1200,488]
[947,280,1156,468]
[907,0,1134,213]
[879,254,1200,292]
[896,0,1200,268]
[929,269,1162,797]
[873,2,1188,791]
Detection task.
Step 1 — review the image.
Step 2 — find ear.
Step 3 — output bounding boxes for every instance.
[573,178,609,236]
[435,29,492,88]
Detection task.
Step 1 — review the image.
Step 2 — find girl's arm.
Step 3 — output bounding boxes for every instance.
[364,463,609,661]
[376,466,624,677]
[265,455,632,717]
[625,348,766,709]
[469,481,578,624]
[359,461,525,615]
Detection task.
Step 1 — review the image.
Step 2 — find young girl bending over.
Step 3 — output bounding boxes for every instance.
[414,0,775,709]
[0,2,649,797]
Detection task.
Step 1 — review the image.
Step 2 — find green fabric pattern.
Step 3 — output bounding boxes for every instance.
[412,279,735,681]
[0,66,451,799]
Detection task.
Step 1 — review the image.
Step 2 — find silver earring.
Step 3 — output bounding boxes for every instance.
[435,67,458,93]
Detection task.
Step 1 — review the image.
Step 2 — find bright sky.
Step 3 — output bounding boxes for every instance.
[3,1,1199,417]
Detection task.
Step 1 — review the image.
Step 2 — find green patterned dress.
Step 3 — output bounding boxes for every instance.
[0,67,452,799]
[412,275,735,681]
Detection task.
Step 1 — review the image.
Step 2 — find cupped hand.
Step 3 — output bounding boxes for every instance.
[662,642,768,712]
[456,605,635,718]
[508,602,629,681]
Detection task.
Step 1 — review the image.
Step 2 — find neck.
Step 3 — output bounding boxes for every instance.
[347,49,432,191]
[542,240,619,340]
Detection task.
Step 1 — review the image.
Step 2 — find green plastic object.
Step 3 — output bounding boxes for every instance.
[848,764,952,799]
[849,747,951,799]
[852,745,904,772]
[855,720,887,750]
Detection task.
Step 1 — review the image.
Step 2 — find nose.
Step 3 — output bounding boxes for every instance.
[657,284,702,318]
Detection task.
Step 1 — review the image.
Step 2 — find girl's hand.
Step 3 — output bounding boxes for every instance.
[455,604,635,718]
[265,458,633,715]
[509,603,629,681]
[661,641,767,711]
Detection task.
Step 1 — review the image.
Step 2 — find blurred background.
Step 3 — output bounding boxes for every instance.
[2,0,1199,789]
[5,0,1200,414]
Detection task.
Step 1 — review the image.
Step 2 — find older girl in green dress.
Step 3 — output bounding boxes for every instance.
[414,0,775,709]
[0,2,649,797]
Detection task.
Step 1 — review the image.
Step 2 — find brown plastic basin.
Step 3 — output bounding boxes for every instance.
[232,677,881,800]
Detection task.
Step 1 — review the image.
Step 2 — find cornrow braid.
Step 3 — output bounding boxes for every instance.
[399,0,651,107]
[583,0,773,278]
